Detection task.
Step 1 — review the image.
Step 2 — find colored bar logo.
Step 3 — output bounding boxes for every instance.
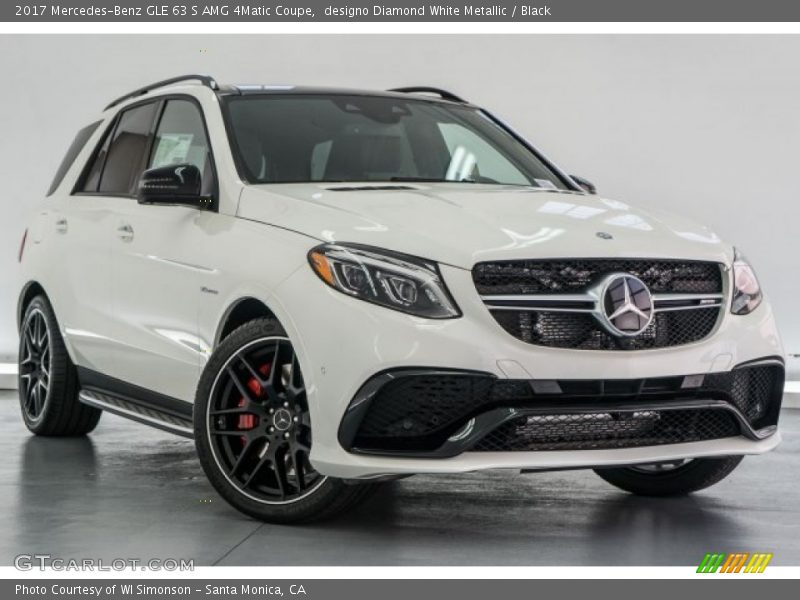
[697,552,773,573]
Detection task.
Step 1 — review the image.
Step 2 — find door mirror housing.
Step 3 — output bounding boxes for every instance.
[137,164,212,209]
[570,174,597,195]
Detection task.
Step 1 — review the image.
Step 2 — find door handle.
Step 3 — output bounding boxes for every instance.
[55,218,68,234]
[117,223,134,242]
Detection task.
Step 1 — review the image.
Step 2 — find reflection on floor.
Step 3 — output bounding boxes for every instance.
[0,390,797,566]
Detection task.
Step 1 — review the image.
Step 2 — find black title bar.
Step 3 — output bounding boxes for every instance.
[4,0,800,22]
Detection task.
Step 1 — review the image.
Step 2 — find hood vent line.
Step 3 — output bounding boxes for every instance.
[325,185,417,192]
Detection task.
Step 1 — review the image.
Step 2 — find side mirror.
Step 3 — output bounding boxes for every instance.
[137,164,212,209]
[571,174,597,195]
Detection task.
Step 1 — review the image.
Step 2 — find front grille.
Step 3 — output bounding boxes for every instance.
[474,258,724,350]
[346,363,783,454]
[492,306,720,351]
[471,409,740,452]
[473,258,723,295]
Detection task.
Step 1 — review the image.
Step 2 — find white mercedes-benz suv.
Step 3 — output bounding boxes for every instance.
[17,75,784,522]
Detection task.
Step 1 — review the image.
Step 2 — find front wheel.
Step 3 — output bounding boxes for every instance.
[594,456,744,496]
[194,318,376,523]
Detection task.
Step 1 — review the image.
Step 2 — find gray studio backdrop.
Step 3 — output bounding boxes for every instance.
[0,35,798,372]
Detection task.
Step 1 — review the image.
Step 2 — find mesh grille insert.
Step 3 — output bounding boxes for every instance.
[703,364,783,428]
[491,307,720,351]
[474,258,724,350]
[473,258,723,295]
[471,409,740,452]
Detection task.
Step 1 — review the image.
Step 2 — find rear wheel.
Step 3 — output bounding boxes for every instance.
[594,456,744,496]
[18,295,102,436]
[194,318,376,523]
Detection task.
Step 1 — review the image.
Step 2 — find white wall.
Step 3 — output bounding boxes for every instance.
[1,35,798,369]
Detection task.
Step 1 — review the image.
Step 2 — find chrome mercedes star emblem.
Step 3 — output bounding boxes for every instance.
[601,274,654,336]
[272,408,293,431]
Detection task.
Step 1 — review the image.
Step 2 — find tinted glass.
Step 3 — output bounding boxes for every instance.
[80,122,112,192]
[149,99,214,195]
[97,102,158,195]
[224,95,567,189]
[48,121,101,196]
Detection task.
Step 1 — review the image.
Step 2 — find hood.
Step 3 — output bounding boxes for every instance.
[237,183,732,269]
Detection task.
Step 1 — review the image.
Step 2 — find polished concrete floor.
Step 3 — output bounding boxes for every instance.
[0,390,798,566]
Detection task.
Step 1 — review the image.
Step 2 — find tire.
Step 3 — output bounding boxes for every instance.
[594,456,744,496]
[18,295,102,436]
[194,318,377,523]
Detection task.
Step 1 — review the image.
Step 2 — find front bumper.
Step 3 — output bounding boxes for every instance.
[339,360,783,456]
[271,263,785,479]
[319,435,782,480]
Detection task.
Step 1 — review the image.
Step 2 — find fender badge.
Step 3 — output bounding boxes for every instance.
[596,232,613,240]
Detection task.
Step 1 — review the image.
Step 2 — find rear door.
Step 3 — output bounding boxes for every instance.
[52,103,160,378]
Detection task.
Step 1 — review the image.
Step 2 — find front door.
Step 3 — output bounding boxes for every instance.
[108,98,217,402]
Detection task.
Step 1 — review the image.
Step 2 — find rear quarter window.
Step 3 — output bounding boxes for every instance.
[46,121,102,196]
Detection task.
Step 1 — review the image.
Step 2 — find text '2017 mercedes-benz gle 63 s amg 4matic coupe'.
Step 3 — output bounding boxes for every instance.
[17,75,784,522]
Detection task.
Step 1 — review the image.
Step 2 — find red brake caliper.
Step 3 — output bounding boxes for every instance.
[237,362,272,442]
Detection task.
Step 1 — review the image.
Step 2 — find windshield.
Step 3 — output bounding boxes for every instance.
[223,94,569,189]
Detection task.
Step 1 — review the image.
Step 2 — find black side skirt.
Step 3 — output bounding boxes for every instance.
[76,367,194,438]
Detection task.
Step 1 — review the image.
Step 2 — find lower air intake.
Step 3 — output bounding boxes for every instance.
[471,408,740,452]
[343,363,783,455]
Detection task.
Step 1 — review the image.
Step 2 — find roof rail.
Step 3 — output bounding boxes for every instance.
[104,74,219,111]
[388,86,466,103]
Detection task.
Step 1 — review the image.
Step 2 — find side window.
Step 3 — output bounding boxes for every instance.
[81,105,157,194]
[437,123,530,186]
[97,102,159,195]
[149,99,214,195]
[80,122,112,192]
[48,121,102,196]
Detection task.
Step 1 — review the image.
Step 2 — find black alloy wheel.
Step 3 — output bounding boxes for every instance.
[206,336,325,503]
[18,294,102,436]
[195,318,378,522]
[594,455,744,496]
[195,318,379,523]
[19,307,52,422]
[627,459,693,474]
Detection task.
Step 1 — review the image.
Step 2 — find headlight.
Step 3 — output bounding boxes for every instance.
[731,249,763,315]
[308,243,461,319]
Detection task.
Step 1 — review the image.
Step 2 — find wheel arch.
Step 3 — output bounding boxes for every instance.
[17,280,48,332]
[214,296,279,348]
